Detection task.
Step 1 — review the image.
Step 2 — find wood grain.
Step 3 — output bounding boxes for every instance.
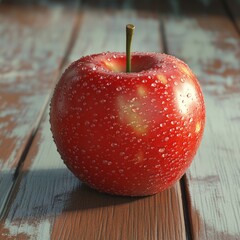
[161,0,240,239]
[0,1,78,214]
[0,9,187,240]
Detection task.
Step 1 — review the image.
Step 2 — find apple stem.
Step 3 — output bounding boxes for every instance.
[126,24,135,73]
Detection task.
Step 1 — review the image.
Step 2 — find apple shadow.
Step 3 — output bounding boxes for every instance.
[3,168,144,221]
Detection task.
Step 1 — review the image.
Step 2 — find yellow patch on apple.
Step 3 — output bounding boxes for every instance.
[195,122,201,133]
[104,61,122,72]
[117,96,148,135]
[156,74,168,85]
[137,85,147,97]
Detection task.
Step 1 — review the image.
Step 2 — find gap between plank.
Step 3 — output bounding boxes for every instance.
[0,1,82,220]
[180,175,193,240]
[220,0,240,34]
[159,19,168,54]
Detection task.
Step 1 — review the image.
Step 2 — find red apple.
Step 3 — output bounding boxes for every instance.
[50,51,205,196]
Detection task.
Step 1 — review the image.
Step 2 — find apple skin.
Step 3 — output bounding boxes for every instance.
[50,52,205,196]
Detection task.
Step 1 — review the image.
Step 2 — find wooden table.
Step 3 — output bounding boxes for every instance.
[0,0,239,239]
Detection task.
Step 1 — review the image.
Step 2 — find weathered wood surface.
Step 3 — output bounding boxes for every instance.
[1,0,240,239]
[161,0,240,239]
[0,7,187,240]
[0,0,78,213]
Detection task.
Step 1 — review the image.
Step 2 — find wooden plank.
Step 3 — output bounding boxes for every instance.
[0,1,78,213]
[0,10,187,240]
[160,0,240,239]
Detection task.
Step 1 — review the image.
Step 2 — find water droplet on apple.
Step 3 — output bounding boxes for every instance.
[100,99,106,103]
[120,152,125,156]
[116,86,122,91]
[111,143,118,147]
[131,108,138,113]
[73,165,80,170]
[103,160,112,165]
[165,137,169,141]
[84,121,90,126]
[159,148,165,153]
